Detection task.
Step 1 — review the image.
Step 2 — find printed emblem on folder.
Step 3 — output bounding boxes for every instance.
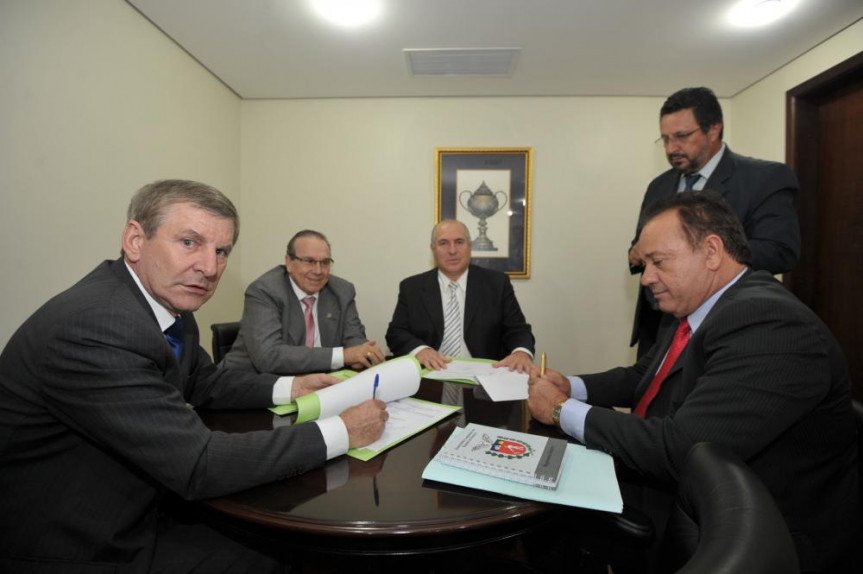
[488,437,533,460]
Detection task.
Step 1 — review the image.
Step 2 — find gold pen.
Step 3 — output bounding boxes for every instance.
[540,352,547,376]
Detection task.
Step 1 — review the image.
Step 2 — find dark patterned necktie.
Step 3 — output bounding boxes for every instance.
[164,316,184,359]
[684,173,700,190]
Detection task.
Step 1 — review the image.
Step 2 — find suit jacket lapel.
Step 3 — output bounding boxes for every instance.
[463,267,480,330]
[421,271,444,344]
[285,292,305,346]
[704,147,734,197]
[316,287,338,346]
[633,320,680,400]
[110,259,189,383]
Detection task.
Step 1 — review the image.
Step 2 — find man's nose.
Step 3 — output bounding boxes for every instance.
[640,265,656,286]
[196,250,219,277]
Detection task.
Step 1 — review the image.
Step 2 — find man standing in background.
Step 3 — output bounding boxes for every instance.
[630,86,800,357]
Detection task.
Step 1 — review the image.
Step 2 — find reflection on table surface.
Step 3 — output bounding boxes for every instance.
[197,378,588,554]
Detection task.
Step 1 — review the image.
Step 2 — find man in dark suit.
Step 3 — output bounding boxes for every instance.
[630,86,800,357]
[0,180,388,573]
[386,219,535,372]
[529,192,857,572]
[222,229,384,375]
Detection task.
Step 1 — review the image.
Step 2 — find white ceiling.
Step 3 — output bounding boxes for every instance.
[126,0,862,100]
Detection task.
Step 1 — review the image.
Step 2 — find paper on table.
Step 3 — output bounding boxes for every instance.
[347,398,461,461]
[423,358,496,384]
[295,356,421,423]
[475,371,529,401]
[422,427,623,513]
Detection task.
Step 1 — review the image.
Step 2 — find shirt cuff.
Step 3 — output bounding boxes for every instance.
[511,347,534,359]
[409,345,431,356]
[314,416,350,460]
[559,399,591,443]
[332,347,344,371]
[272,376,295,404]
[567,376,588,401]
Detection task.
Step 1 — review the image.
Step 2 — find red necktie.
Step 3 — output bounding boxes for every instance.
[302,296,316,348]
[633,318,691,418]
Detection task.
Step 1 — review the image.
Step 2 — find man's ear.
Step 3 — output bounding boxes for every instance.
[122,221,146,263]
[707,122,723,143]
[703,234,724,270]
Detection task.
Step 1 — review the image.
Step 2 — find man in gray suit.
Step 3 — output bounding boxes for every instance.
[222,230,385,375]
[530,192,856,572]
[629,86,800,357]
[0,180,388,573]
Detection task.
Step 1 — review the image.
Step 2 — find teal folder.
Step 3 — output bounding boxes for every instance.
[422,427,623,513]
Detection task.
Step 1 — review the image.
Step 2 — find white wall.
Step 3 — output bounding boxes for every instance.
[2,1,860,372]
[0,0,242,350]
[240,97,670,374]
[729,19,863,160]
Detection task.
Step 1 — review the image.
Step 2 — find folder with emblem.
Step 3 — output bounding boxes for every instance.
[435,423,567,489]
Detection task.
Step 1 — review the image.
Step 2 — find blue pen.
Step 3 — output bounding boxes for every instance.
[372,373,379,400]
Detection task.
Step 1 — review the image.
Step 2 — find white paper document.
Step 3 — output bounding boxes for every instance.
[423,359,497,382]
[296,356,421,423]
[351,398,460,457]
[475,371,529,401]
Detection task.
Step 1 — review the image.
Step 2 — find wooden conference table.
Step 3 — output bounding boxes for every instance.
[197,378,642,569]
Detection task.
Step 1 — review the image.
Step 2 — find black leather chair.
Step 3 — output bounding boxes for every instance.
[853,399,863,508]
[659,442,799,574]
[210,321,240,363]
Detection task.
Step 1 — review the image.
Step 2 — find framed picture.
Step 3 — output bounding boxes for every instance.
[435,147,533,279]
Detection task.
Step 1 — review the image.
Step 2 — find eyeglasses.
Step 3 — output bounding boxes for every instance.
[655,128,700,147]
[290,255,334,269]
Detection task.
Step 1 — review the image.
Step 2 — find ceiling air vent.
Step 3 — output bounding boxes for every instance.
[405,48,521,77]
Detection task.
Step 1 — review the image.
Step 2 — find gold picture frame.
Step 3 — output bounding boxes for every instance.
[435,147,533,279]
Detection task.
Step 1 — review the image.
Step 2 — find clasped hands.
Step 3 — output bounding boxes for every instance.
[527,368,572,426]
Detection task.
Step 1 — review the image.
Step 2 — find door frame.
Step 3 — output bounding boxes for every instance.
[784,51,863,304]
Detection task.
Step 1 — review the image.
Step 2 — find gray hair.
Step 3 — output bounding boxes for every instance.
[430,219,471,246]
[127,179,239,244]
[287,229,331,256]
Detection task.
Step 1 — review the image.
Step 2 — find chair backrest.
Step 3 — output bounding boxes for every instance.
[853,399,863,506]
[660,442,799,574]
[210,322,240,363]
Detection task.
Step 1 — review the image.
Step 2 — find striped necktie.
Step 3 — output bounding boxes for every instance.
[439,282,462,357]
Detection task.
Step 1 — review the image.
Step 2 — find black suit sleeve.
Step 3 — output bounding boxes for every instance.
[497,274,535,355]
[385,277,434,356]
[736,161,800,274]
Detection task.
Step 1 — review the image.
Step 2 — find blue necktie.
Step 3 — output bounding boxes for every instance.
[164,316,184,359]
[684,173,700,191]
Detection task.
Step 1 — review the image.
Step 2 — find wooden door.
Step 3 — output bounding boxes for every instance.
[786,52,863,400]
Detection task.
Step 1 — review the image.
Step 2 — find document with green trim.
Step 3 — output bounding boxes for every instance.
[269,356,460,460]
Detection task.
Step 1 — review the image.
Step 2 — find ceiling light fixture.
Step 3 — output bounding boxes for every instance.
[726,0,801,28]
[310,0,381,27]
